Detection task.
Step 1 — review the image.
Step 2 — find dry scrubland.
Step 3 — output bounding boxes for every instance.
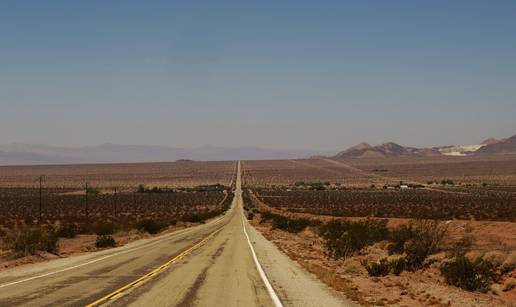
[0,160,235,188]
[0,161,236,269]
[243,155,516,186]
[242,156,516,306]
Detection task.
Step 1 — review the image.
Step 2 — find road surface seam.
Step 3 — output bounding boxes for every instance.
[0,214,227,290]
[241,215,283,307]
[85,226,224,307]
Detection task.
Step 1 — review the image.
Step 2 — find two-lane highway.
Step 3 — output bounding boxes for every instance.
[0,162,275,307]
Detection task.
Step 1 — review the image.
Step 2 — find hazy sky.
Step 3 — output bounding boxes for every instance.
[1,0,515,151]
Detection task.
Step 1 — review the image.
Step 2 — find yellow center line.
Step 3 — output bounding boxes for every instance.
[86,227,224,307]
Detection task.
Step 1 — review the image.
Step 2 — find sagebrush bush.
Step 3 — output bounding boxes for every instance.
[440,256,498,292]
[136,219,165,234]
[364,259,391,276]
[95,235,116,248]
[182,209,223,224]
[57,222,78,238]
[4,224,59,256]
[183,214,202,223]
[388,224,415,254]
[258,211,312,233]
[387,220,447,270]
[320,219,388,259]
[259,211,275,224]
[94,222,117,236]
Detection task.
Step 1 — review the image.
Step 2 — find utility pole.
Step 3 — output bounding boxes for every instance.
[133,191,136,215]
[38,175,45,223]
[85,182,89,219]
[113,187,118,217]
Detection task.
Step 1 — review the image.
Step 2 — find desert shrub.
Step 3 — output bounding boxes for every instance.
[0,228,6,238]
[183,214,202,223]
[388,224,415,254]
[4,225,59,256]
[247,212,255,220]
[259,211,275,223]
[320,219,389,259]
[283,218,311,233]
[136,219,165,234]
[94,222,117,236]
[387,220,447,270]
[169,219,177,226]
[86,187,100,195]
[259,211,311,233]
[271,215,289,230]
[181,209,224,224]
[57,222,78,238]
[440,179,455,185]
[390,257,409,275]
[137,184,146,193]
[364,259,390,276]
[95,235,116,248]
[40,226,59,254]
[440,256,498,292]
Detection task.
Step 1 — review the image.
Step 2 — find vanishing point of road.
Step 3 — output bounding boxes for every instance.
[0,162,354,307]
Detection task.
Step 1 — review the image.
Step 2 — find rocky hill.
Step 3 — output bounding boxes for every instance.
[333,142,441,159]
[475,134,516,155]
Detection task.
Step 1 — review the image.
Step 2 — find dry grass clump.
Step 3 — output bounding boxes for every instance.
[501,251,516,273]
[482,251,507,268]
[465,250,484,262]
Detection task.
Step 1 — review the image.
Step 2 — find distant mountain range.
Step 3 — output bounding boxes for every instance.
[328,134,516,159]
[0,143,317,165]
[1,134,515,165]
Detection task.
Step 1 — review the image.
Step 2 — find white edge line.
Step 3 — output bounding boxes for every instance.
[242,214,283,307]
[0,213,229,289]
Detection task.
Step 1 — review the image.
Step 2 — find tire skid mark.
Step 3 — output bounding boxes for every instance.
[176,239,228,307]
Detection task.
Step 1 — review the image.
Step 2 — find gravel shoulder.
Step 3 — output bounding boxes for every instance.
[245,219,357,307]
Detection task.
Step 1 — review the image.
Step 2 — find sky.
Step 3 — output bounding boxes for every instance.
[1,0,516,152]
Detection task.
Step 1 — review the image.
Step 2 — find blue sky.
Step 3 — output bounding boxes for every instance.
[1,0,515,151]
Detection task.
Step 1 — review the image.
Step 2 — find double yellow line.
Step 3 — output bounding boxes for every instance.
[86,227,223,307]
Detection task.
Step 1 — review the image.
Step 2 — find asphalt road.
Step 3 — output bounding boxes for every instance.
[0,161,353,307]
